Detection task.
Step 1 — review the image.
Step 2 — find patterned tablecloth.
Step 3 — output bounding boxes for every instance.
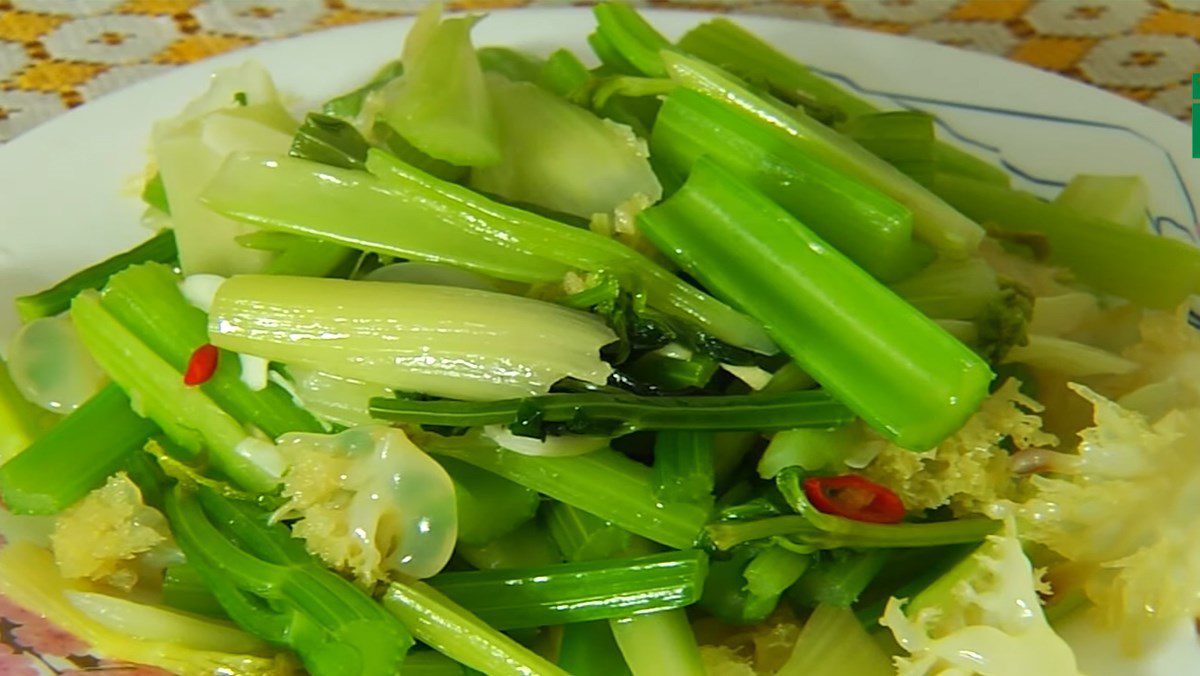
[0,0,1198,144]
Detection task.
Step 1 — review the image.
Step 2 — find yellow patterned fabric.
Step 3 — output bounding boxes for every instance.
[0,0,1197,143]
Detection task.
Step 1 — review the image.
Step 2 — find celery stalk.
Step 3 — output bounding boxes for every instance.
[545,502,633,563]
[162,564,227,618]
[706,514,998,551]
[423,433,709,550]
[776,603,893,676]
[652,430,715,505]
[477,46,545,83]
[14,230,177,322]
[933,173,1200,308]
[0,384,154,514]
[638,160,992,450]
[208,275,615,401]
[100,263,323,439]
[662,52,984,256]
[381,13,500,166]
[201,151,776,353]
[1054,174,1148,229]
[441,456,540,546]
[383,579,568,676]
[559,621,632,676]
[426,551,707,630]
[789,549,888,608]
[538,49,593,100]
[0,358,57,464]
[456,520,564,571]
[70,292,278,492]
[651,88,931,282]
[610,611,705,676]
[591,3,673,78]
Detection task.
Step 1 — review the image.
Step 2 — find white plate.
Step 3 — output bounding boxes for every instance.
[0,7,1196,674]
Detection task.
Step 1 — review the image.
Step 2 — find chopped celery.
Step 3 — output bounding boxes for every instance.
[14,230,177,323]
[0,357,57,464]
[373,121,470,182]
[162,564,227,618]
[611,611,706,676]
[381,11,500,166]
[538,48,593,100]
[152,62,296,276]
[164,487,412,675]
[323,59,403,119]
[441,456,540,546]
[651,88,930,282]
[0,384,154,514]
[706,514,998,552]
[423,433,710,550]
[662,52,984,256]
[744,544,811,606]
[1054,174,1148,229]
[289,112,371,169]
[201,151,775,353]
[402,651,473,676]
[933,173,1200,308]
[383,579,568,676]
[559,621,632,676]
[841,111,936,184]
[638,160,991,450]
[71,292,279,492]
[889,257,1000,320]
[757,425,865,478]
[209,275,614,401]
[545,502,633,563]
[477,46,545,83]
[652,430,715,505]
[457,519,564,571]
[788,549,888,608]
[262,237,356,277]
[588,30,639,75]
[100,263,323,439]
[676,17,1009,186]
[469,74,661,219]
[591,3,673,78]
[775,603,893,676]
[371,389,852,436]
[426,550,707,629]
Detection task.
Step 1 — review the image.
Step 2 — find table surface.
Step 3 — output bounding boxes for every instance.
[0,0,1197,145]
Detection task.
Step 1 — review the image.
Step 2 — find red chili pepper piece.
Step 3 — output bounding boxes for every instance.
[803,475,905,524]
[184,344,220,386]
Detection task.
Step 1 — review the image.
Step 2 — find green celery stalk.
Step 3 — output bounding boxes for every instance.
[788,549,889,608]
[676,17,1008,186]
[477,46,545,83]
[757,425,864,478]
[262,238,356,277]
[933,173,1200,308]
[323,60,403,119]
[591,3,673,78]
[162,564,227,618]
[381,11,500,166]
[744,544,812,605]
[638,160,991,450]
[841,111,936,184]
[441,457,540,547]
[372,389,850,435]
[775,603,893,676]
[545,502,633,563]
[889,257,1000,321]
[456,519,564,571]
[558,621,632,676]
[652,430,715,504]
[469,74,662,219]
[201,151,775,354]
[700,544,811,624]
[423,433,709,550]
[651,88,931,282]
[610,611,705,676]
[402,651,473,676]
[1053,174,1148,229]
[100,263,323,439]
[0,384,154,514]
[622,351,717,391]
[14,231,177,322]
[662,52,984,256]
[588,31,639,76]
[373,121,470,183]
[383,579,567,676]
[426,551,707,630]
[289,112,371,170]
[538,48,593,100]
[706,514,998,551]
[0,358,57,464]
[70,292,279,492]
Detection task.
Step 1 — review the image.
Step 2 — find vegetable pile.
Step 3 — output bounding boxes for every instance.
[3,4,1200,675]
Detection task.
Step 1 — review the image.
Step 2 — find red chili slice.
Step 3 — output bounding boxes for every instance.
[803,475,906,524]
[184,344,220,386]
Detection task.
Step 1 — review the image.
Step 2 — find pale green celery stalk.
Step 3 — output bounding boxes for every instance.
[841,111,936,184]
[676,17,1009,186]
[756,425,864,479]
[469,74,661,219]
[741,544,812,619]
[477,46,545,83]
[933,173,1200,308]
[100,263,323,439]
[776,604,893,676]
[789,549,888,609]
[662,51,984,257]
[889,257,1000,320]
[262,238,355,277]
[591,3,673,77]
[208,275,614,401]
[456,520,564,570]
[200,150,775,354]
[0,358,57,464]
[652,430,715,505]
[706,514,998,551]
[70,292,278,492]
[1053,174,1148,229]
[558,621,631,676]
[538,49,593,100]
[638,160,991,450]
[423,433,710,550]
[381,11,500,166]
[610,611,705,676]
[545,502,632,563]
[651,88,930,282]
[384,580,567,676]
[441,456,540,547]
